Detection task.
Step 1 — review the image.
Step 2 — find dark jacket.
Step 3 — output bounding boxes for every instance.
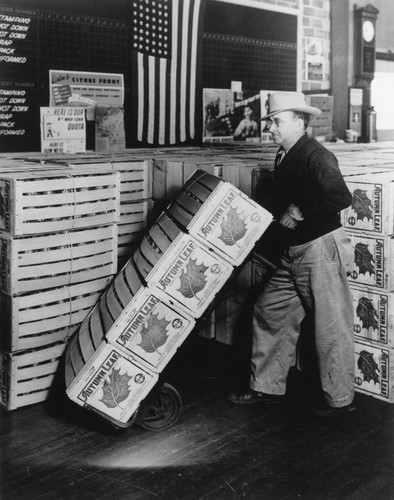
[254,134,351,265]
[272,134,351,245]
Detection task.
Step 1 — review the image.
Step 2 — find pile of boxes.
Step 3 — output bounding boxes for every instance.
[342,169,394,403]
[64,169,272,426]
[4,140,394,413]
[0,166,120,409]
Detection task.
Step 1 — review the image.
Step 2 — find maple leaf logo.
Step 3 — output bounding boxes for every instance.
[356,297,379,331]
[352,189,373,221]
[138,313,170,353]
[355,242,375,276]
[218,206,247,247]
[357,350,380,384]
[177,258,208,298]
[99,367,133,409]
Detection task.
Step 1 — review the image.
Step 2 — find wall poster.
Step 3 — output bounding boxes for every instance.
[49,70,124,120]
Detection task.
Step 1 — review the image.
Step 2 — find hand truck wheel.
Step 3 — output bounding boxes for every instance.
[139,382,182,432]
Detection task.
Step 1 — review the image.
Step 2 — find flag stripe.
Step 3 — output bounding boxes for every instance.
[180,1,189,143]
[159,58,167,145]
[169,0,179,145]
[189,0,202,139]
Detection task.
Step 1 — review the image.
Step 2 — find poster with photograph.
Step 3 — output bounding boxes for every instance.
[202,89,235,143]
[232,91,261,142]
[259,90,276,142]
[49,70,124,120]
[95,106,125,152]
[306,38,325,81]
[40,107,86,154]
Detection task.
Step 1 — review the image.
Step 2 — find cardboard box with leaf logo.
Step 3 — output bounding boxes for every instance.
[342,172,394,236]
[167,170,272,265]
[347,232,394,291]
[354,340,394,403]
[350,284,394,348]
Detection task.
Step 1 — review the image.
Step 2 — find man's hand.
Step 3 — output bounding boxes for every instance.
[279,203,304,229]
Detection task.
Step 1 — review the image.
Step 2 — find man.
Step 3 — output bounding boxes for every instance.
[228,92,356,417]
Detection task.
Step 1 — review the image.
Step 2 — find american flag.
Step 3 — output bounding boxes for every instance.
[131,0,205,145]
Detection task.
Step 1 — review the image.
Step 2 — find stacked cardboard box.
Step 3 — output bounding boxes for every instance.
[65,170,272,426]
[0,167,120,410]
[343,171,394,403]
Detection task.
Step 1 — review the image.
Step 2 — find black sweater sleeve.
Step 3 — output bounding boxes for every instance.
[298,148,352,219]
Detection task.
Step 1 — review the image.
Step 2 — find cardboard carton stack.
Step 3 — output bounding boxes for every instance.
[342,171,394,403]
[65,170,272,427]
[0,166,120,410]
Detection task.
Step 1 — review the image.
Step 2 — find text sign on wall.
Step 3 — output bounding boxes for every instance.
[40,107,86,154]
[49,70,124,120]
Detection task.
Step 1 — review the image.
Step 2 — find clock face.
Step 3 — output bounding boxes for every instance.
[362,20,375,42]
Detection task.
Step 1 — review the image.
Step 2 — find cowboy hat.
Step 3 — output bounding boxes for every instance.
[260,92,321,120]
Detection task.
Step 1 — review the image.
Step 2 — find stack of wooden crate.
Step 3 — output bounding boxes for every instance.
[0,166,120,410]
[39,154,154,268]
[65,169,272,426]
[341,169,394,403]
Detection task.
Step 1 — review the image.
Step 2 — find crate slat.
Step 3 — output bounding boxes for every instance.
[1,277,112,351]
[0,170,120,236]
[1,225,117,295]
[0,342,67,410]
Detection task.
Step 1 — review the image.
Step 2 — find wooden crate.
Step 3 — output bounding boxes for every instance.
[167,170,273,266]
[152,157,223,201]
[117,199,152,257]
[347,232,394,291]
[0,224,117,295]
[350,284,394,348]
[53,156,153,202]
[66,341,158,427]
[105,286,195,373]
[0,168,120,236]
[0,276,112,352]
[342,172,394,236]
[133,213,234,318]
[354,341,394,403]
[0,341,67,410]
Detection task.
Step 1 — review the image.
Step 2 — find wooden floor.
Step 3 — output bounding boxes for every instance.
[1,335,394,500]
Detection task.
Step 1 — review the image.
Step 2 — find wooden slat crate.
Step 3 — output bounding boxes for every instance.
[350,284,394,348]
[152,157,223,201]
[166,170,273,266]
[0,276,112,352]
[66,341,158,427]
[105,286,195,373]
[347,232,394,291]
[117,199,152,257]
[342,172,394,236]
[0,168,120,236]
[133,213,234,318]
[0,341,67,410]
[354,341,394,403]
[0,224,117,295]
[51,156,153,202]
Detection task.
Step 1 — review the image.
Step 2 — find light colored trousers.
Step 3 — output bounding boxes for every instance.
[250,227,355,407]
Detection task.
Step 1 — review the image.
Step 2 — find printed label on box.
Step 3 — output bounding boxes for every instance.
[147,235,233,318]
[68,344,158,424]
[343,177,394,235]
[189,183,272,265]
[344,182,385,233]
[351,285,394,347]
[348,233,393,290]
[354,341,394,402]
[107,288,195,372]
